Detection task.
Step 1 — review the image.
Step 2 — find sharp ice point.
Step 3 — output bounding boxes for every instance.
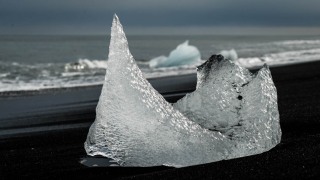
[113,14,119,21]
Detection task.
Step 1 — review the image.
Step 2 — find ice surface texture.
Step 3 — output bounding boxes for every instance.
[85,15,281,167]
[174,55,281,158]
[149,40,201,68]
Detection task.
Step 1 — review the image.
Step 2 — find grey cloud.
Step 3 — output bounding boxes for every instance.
[1,0,320,34]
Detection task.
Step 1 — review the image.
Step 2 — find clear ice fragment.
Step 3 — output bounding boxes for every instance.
[174,55,281,157]
[85,15,232,167]
[85,15,281,167]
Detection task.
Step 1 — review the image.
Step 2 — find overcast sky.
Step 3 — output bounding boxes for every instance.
[1,0,320,35]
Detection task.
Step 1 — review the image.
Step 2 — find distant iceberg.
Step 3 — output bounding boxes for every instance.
[85,15,281,167]
[149,40,202,68]
[219,49,238,61]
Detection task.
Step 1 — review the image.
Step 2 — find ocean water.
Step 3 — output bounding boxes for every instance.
[1,35,320,92]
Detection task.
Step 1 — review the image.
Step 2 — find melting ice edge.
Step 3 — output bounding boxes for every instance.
[84,15,281,167]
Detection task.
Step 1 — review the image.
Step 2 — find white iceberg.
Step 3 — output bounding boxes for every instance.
[84,15,281,167]
[149,40,202,68]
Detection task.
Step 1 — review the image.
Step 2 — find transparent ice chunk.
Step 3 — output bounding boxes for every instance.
[85,15,233,167]
[85,15,281,167]
[174,55,281,157]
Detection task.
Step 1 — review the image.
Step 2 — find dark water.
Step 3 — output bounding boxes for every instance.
[1,35,320,91]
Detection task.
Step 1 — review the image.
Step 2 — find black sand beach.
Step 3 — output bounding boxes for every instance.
[1,61,320,179]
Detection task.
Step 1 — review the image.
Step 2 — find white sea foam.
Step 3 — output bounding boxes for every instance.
[144,65,198,79]
[0,78,104,92]
[61,72,88,77]
[272,40,320,46]
[78,59,107,69]
[0,73,9,78]
[0,60,198,92]
[65,58,107,70]
[1,36,320,92]
[238,48,320,68]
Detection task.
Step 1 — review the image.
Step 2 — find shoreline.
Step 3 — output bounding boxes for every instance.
[1,59,320,97]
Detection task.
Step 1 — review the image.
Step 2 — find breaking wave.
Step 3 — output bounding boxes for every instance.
[1,38,320,92]
[272,40,320,46]
[237,48,320,68]
[64,58,107,70]
[0,58,199,92]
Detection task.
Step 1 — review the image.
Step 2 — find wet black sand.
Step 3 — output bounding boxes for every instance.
[1,61,320,179]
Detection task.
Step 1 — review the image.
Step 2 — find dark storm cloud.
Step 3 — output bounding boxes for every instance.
[1,0,320,34]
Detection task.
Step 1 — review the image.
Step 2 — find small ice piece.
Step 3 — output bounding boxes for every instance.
[85,15,234,167]
[174,55,281,157]
[219,49,238,61]
[65,59,107,71]
[149,40,201,68]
